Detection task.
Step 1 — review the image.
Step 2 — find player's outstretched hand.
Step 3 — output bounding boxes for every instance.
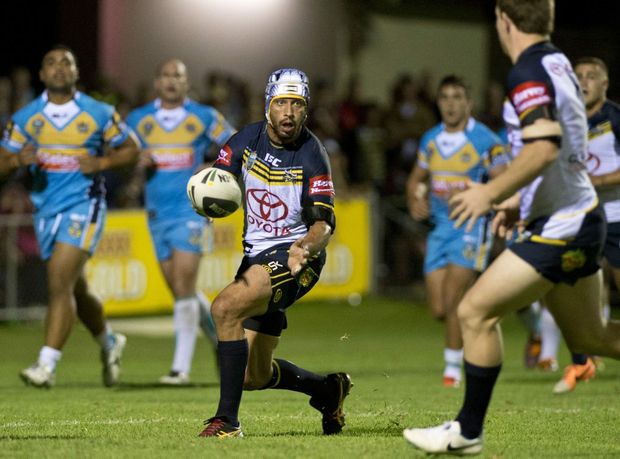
[491,194,521,238]
[449,182,493,232]
[288,238,310,277]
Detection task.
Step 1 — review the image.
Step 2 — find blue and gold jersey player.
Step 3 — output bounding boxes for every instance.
[197,68,352,438]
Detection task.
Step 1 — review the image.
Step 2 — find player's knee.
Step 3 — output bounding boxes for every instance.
[243,369,271,391]
[457,298,489,333]
[210,297,241,327]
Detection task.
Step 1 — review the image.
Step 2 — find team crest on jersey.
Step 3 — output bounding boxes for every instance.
[77,122,89,133]
[461,152,471,164]
[462,244,475,260]
[245,148,257,170]
[561,249,586,272]
[284,169,298,182]
[297,267,317,288]
[68,221,82,238]
[143,122,154,137]
[32,119,44,136]
[186,123,196,133]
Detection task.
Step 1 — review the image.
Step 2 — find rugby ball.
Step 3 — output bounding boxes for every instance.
[186,167,242,218]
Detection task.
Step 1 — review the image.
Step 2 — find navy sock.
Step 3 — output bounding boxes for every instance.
[215,339,248,425]
[456,360,501,439]
[262,358,324,396]
[571,353,588,365]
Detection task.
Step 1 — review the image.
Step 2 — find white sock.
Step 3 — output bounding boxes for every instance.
[602,303,610,321]
[38,346,62,372]
[171,297,199,374]
[540,308,561,361]
[443,348,463,380]
[96,323,115,353]
[197,290,217,344]
[517,302,541,336]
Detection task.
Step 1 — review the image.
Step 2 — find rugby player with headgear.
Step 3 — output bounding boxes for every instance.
[197,68,352,438]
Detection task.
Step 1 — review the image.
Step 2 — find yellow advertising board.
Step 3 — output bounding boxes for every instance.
[87,198,372,317]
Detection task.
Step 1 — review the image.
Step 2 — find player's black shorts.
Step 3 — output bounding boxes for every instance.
[509,206,606,285]
[239,242,326,337]
[604,221,620,268]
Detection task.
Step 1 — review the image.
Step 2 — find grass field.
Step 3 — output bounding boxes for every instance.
[1,297,619,458]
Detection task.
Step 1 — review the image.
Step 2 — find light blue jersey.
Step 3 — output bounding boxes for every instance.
[418,118,509,272]
[126,98,235,220]
[1,91,132,218]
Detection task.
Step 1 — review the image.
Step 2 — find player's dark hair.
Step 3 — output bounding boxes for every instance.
[43,44,78,67]
[497,0,554,36]
[575,57,609,77]
[437,75,471,99]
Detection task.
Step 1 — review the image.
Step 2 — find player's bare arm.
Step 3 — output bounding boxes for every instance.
[78,137,139,174]
[406,164,430,221]
[288,220,332,276]
[589,169,620,190]
[450,120,559,231]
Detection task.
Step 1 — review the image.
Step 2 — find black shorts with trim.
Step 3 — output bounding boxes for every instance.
[509,206,605,285]
[239,242,326,337]
[604,221,620,268]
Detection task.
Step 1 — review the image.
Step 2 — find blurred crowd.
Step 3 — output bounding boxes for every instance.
[0,65,513,292]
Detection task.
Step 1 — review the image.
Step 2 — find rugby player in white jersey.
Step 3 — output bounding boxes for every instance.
[403,0,620,454]
[196,69,351,438]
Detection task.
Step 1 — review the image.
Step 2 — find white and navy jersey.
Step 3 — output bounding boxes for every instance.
[213,121,335,256]
[585,100,620,222]
[503,41,597,240]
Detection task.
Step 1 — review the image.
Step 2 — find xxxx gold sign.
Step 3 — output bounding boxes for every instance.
[88,198,372,317]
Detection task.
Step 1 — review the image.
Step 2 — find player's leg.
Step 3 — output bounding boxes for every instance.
[161,249,203,384]
[199,264,272,437]
[425,268,447,320]
[441,264,477,387]
[546,270,620,358]
[404,250,552,452]
[518,301,542,368]
[538,306,560,371]
[74,272,127,387]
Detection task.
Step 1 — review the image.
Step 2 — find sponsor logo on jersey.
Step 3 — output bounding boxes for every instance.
[38,150,84,171]
[585,151,601,173]
[216,144,233,166]
[510,82,552,115]
[247,189,288,222]
[151,149,193,170]
[246,188,291,236]
[309,175,334,196]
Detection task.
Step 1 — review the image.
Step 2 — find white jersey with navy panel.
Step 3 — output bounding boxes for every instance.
[585,100,620,222]
[125,98,235,219]
[213,121,335,256]
[1,91,133,218]
[503,41,597,240]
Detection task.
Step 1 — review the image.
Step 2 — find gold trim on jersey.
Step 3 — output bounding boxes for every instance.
[588,121,612,141]
[530,235,568,246]
[242,149,303,185]
[314,201,334,210]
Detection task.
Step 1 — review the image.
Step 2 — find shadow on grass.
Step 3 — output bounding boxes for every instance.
[0,435,83,440]
[114,381,218,390]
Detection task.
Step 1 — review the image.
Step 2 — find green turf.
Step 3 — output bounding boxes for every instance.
[1,297,619,458]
